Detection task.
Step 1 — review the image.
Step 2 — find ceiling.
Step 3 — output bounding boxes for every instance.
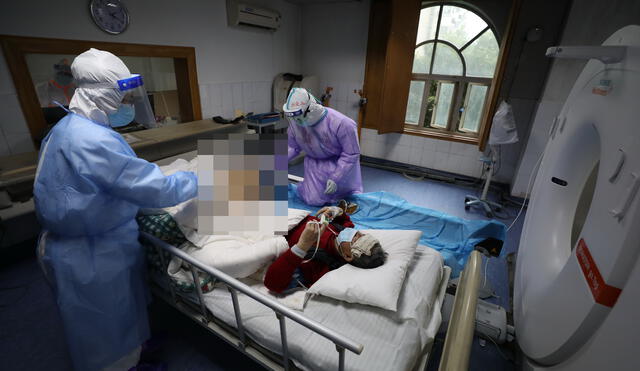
[285,0,362,4]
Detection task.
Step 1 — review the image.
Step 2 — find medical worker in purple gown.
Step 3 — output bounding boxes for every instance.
[284,88,363,206]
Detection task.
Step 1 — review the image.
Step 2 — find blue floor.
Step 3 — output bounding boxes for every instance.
[1,163,524,370]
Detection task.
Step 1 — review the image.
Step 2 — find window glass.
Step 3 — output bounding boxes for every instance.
[432,82,454,128]
[415,6,439,45]
[422,80,437,126]
[438,6,488,48]
[432,43,463,76]
[412,43,434,74]
[25,53,180,131]
[460,84,488,132]
[405,80,425,124]
[462,30,499,77]
[404,4,499,139]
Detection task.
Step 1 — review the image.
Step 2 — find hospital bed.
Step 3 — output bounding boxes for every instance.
[141,152,504,370]
[140,232,450,371]
[140,152,453,370]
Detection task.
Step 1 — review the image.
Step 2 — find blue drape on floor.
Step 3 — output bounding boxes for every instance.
[288,184,506,277]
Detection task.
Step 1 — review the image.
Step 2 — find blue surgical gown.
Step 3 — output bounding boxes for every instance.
[33,113,197,371]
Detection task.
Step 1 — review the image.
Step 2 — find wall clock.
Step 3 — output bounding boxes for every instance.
[90,0,130,35]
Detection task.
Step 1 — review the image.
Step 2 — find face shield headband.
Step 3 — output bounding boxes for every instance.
[77,74,143,92]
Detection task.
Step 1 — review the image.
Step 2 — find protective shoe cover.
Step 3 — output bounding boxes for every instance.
[288,107,363,205]
[69,48,132,125]
[34,111,197,371]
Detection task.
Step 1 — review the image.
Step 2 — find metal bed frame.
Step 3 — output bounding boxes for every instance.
[140,231,454,371]
[139,173,478,371]
[141,232,362,371]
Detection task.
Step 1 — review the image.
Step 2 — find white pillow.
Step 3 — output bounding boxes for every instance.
[288,208,311,230]
[307,229,421,312]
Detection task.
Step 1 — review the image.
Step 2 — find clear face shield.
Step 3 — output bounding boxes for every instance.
[117,74,157,129]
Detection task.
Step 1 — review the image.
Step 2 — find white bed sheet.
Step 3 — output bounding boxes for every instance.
[202,246,444,371]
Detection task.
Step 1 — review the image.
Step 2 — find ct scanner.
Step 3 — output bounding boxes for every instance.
[514,25,640,370]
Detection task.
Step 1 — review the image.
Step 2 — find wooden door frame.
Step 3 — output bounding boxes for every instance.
[1,35,202,147]
[477,0,522,151]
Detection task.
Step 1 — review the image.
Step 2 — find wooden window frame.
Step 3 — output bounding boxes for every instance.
[361,0,521,150]
[0,35,202,147]
[403,3,497,143]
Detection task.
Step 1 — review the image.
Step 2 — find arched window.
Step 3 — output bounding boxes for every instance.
[405,4,499,136]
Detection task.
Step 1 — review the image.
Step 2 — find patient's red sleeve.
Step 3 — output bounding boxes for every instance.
[264,249,303,293]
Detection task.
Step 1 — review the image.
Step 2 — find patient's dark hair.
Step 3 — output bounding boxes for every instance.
[304,249,346,270]
[303,244,387,270]
[351,244,387,269]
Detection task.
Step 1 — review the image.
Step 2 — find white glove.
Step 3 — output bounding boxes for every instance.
[315,206,343,219]
[324,179,337,195]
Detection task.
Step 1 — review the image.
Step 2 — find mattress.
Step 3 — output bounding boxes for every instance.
[201,245,445,371]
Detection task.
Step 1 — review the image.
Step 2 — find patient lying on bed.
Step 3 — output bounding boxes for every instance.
[264,206,387,293]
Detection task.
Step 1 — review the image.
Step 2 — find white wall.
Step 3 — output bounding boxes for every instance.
[360,127,485,177]
[511,0,640,197]
[300,0,370,123]
[0,0,302,156]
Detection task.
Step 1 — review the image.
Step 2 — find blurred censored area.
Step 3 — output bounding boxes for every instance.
[197,133,288,235]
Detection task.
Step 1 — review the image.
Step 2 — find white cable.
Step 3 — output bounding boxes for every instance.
[301,220,323,264]
[484,335,511,361]
[506,151,544,232]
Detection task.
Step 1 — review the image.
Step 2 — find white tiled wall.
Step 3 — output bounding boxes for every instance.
[199,81,272,120]
[360,128,485,179]
[321,80,363,123]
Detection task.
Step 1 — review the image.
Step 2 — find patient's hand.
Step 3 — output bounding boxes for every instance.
[315,206,343,220]
[298,222,327,251]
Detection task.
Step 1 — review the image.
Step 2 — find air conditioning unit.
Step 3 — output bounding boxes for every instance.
[227,1,281,31]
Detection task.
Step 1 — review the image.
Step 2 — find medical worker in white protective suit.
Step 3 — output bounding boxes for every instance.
[33,48,197,371]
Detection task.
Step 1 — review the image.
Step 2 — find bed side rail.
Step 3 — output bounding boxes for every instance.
[141,232,363,371]
[287,174,303,183]
[438,250,482,371]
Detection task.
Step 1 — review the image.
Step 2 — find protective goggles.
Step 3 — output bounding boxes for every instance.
[285,107,313,127]
[284,109,304,118]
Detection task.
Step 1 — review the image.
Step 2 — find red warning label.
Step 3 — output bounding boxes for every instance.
[576,238,622,308]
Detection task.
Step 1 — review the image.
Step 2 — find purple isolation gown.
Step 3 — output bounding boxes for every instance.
[288,107,363,206]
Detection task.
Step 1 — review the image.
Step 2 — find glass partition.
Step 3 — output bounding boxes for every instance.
[25,53,181,133]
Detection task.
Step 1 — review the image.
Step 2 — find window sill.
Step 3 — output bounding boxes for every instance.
[403,126,479,145]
